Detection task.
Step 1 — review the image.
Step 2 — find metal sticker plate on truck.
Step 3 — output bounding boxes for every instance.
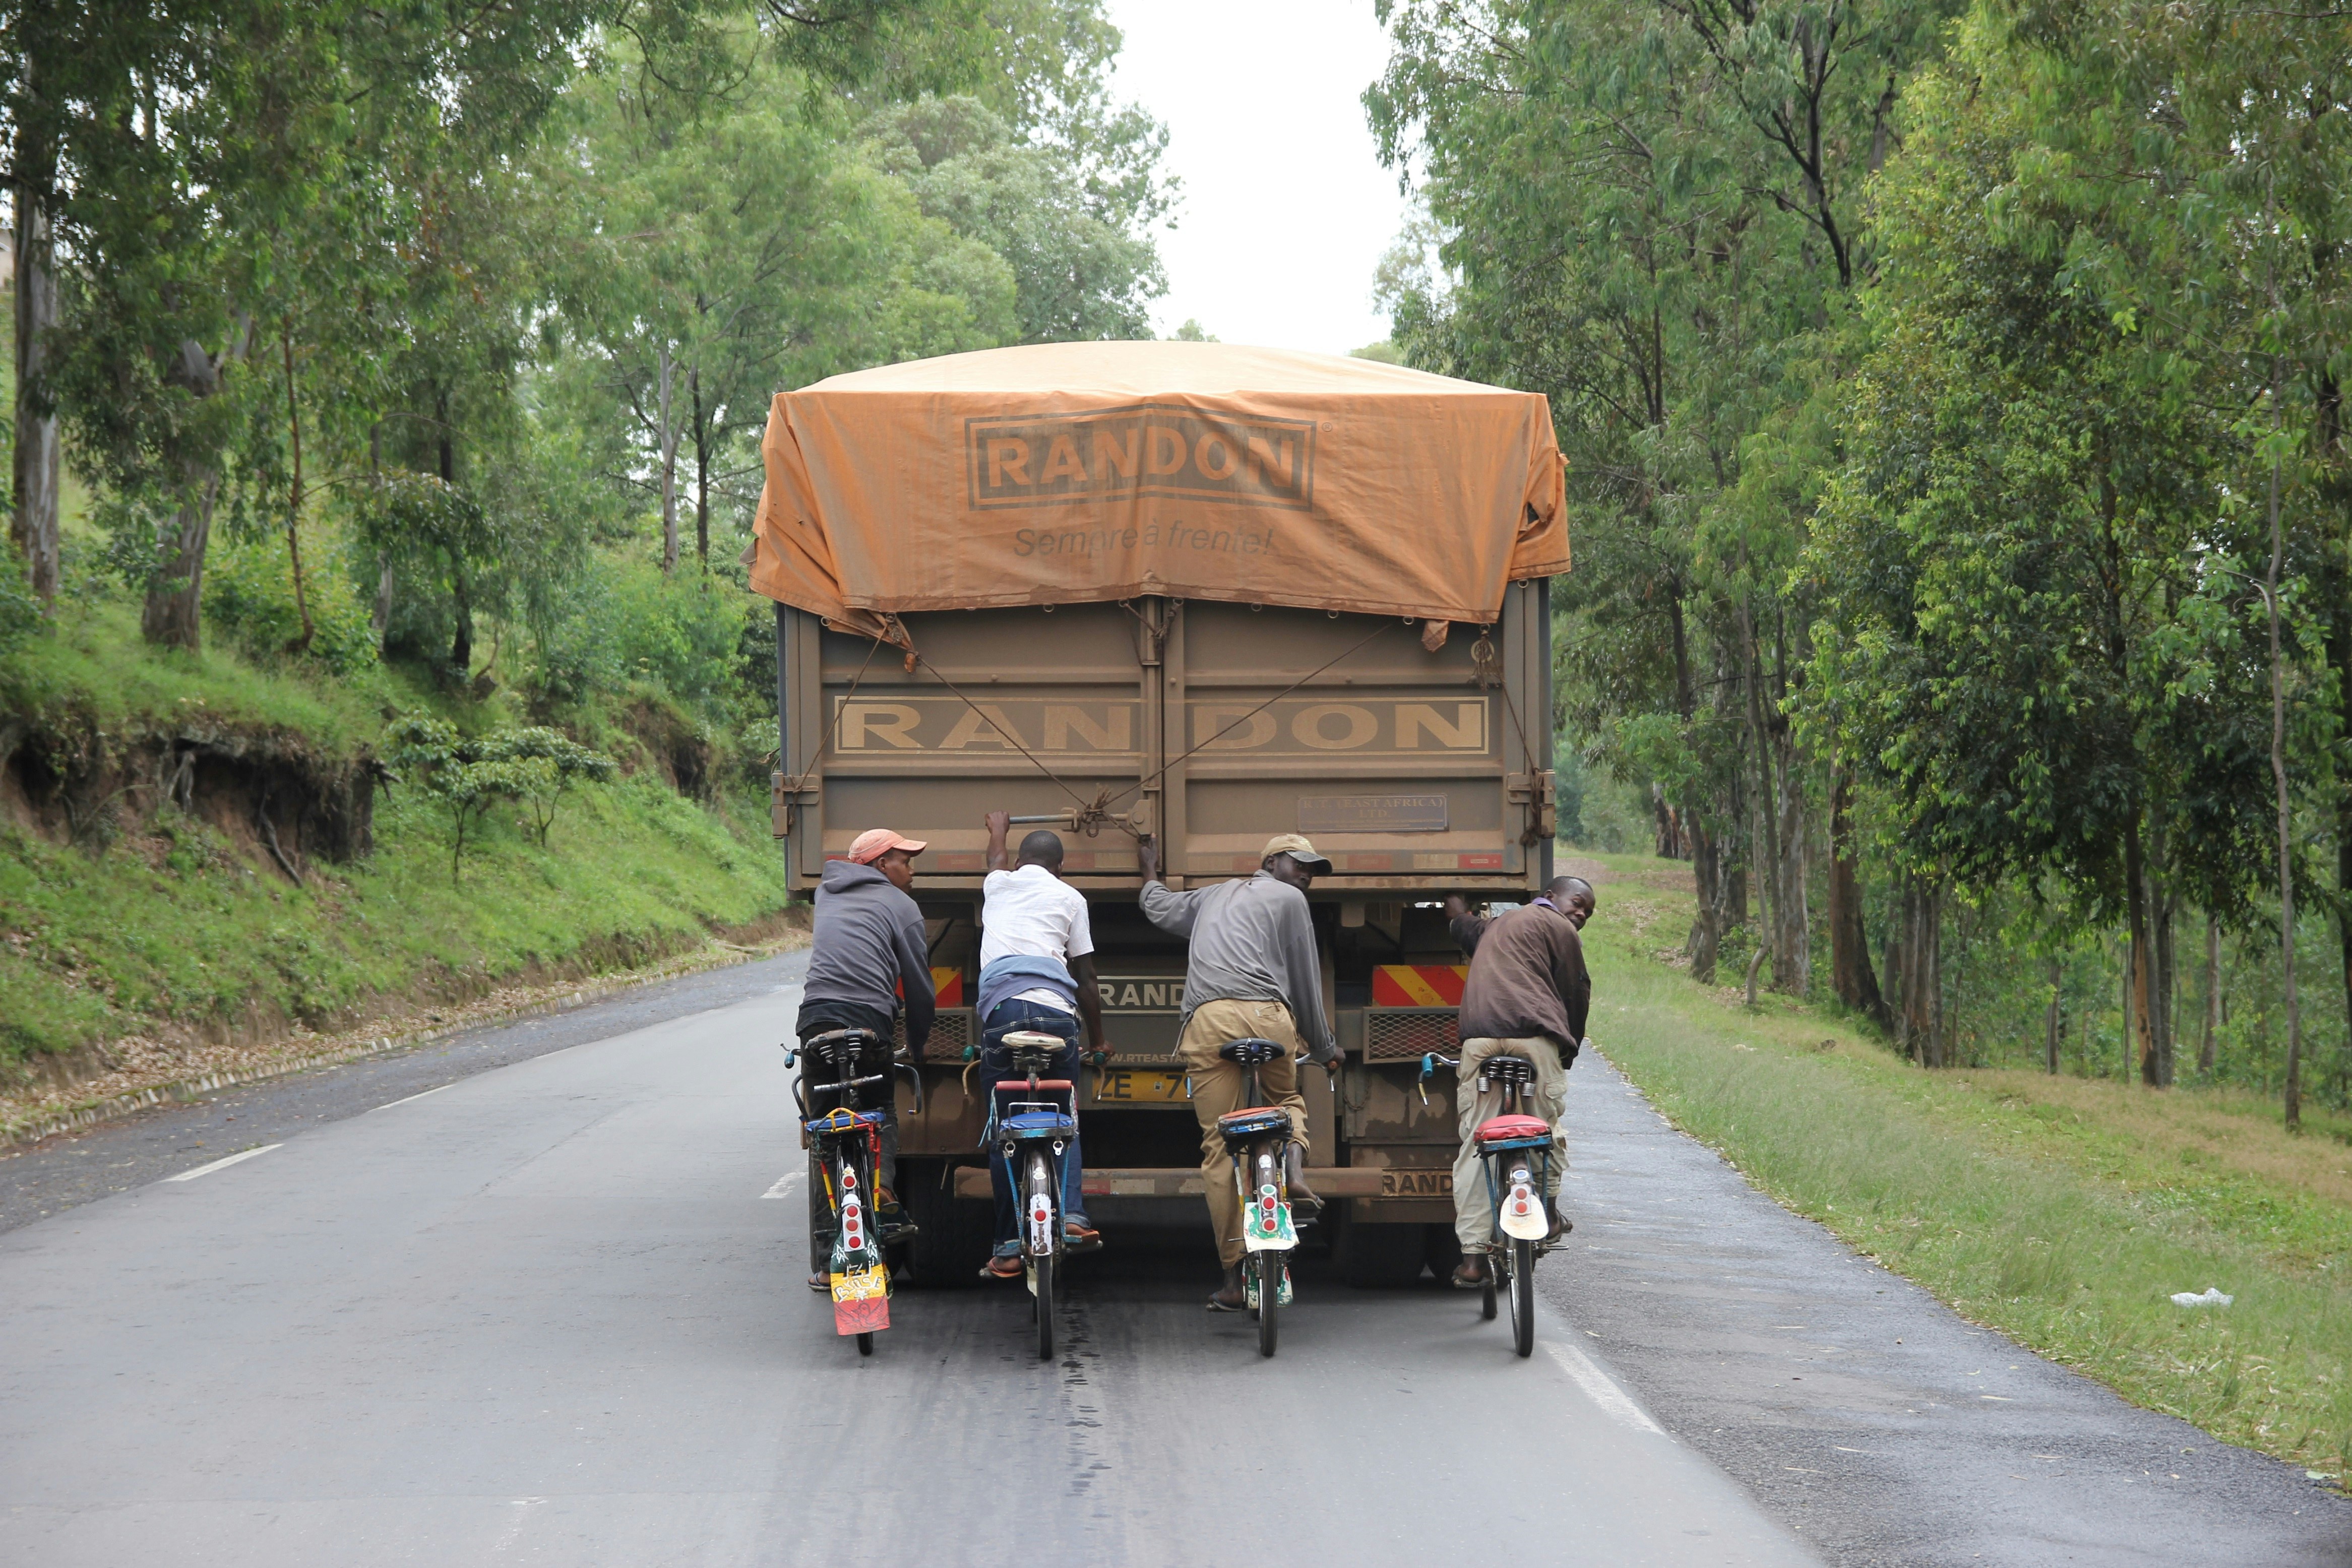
[1298,794,1449,834]
[1378,1169,1455,1199]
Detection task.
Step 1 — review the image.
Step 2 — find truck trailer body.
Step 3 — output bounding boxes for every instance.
[748,342,1567,1283]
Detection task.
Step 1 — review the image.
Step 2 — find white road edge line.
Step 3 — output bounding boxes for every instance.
[373,1084,452,1111]
[1546,1337,1668,1436]
[164,1144,283,1182]
[760,1172,803,1201]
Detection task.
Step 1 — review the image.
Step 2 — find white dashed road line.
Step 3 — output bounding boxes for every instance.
[164,1145,283,1183]
[372,1084,452,1111]
[760,1171,803,1201]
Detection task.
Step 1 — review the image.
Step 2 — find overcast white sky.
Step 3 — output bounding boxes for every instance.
[1100,0,1410,355]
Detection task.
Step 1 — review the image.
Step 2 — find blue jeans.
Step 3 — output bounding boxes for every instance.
[981,999,1089,1247]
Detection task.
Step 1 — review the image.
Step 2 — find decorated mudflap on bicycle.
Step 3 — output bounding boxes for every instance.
[815,1107,894,1337]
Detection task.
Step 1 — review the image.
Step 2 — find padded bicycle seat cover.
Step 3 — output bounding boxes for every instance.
[1215,1106,1291,1142]
[1475,1113,1552,1145]
[1001,1110,1077,1138]
[1217,1037,1282,1064]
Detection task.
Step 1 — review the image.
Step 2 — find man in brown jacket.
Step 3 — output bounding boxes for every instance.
[1440,878,1593,1289]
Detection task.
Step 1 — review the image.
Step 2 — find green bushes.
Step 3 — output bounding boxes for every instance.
[203,529,379,677]
[386,715,618,877]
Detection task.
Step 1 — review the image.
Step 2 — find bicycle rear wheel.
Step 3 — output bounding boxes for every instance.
[1508,1237,1535,1357]
[1027,1149,1057,1362]
[1256,1140,1281,1358]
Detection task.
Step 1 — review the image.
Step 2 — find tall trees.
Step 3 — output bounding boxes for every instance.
[1370,0,1952,995]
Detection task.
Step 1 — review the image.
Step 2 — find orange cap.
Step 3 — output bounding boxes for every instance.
[847,828,927,864]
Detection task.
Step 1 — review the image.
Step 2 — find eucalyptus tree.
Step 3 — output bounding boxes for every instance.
[1370,0,1955,996]
[1799,19,2285,1084]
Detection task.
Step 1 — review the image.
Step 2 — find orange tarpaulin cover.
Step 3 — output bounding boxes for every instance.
[746,342,1567,633]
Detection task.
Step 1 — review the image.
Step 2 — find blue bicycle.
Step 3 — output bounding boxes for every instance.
[985,1029,1081,1360]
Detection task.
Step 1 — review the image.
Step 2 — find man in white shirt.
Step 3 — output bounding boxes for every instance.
[975,809,1111,1278]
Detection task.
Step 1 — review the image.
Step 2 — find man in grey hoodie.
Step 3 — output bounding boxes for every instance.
[796,828,934,1290]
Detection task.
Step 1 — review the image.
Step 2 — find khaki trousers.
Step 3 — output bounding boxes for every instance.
[1179,997,1310,1268]
[1451,1034,1569,1250]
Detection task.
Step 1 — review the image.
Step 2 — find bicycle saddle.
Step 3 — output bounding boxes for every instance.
[1217,1037,1282,1065]
[806,1027,879,1062]
[1479,1055,1536,1084]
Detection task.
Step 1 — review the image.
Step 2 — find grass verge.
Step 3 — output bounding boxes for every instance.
[2,602,799,1096]
[1574,852,2352,1481]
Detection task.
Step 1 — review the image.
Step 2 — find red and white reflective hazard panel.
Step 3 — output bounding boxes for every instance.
[1371,965,1467,1008]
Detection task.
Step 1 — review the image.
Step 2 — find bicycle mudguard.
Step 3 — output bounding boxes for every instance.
[1498,1167,1548,1241]
[1242,1180,1298,1251]
[1025,1185,1058,1257]
[831,1265,890,1334]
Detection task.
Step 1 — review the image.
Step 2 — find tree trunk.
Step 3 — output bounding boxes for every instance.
[2262,410,2302,1130]
[281,337,314,651]
[2153,883,2177,1087]
[140,475,222,650]
[11,179,60,606]
[657,344,680,573]
[1771,729,1811,996]
[691,365,710,567]
[1901,884,1942,1066]
[2045,955,2063,1075]
[1828,765,1887,1025]
[450,560,472,676]
[2125,817,2163,1087]
[1687,818,1721,983]
[2200,913,2220,1075]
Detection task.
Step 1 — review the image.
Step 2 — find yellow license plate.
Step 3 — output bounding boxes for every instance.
[1090,1070,1190,1103]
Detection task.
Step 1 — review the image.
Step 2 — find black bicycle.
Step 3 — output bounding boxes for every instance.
[789,1027,922,1356]
[1420,1050,1560,1358]
[985,1029,1081,1361]
[1205,1037,1301,1359]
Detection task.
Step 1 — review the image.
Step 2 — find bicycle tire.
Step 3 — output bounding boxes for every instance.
[1256,1141,1281,1358]
[1480,1265,1497,1321]
[1028,1149,1057,1362]
[1509,1237,1535,1358]
[857,1332,874,1356]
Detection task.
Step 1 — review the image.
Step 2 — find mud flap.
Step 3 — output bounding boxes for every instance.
[832,1266,891,1334]
[1499,1169,1547,1241]
[1243,1181,1298,1252]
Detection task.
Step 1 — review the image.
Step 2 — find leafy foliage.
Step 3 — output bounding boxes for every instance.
[388,716,616,876]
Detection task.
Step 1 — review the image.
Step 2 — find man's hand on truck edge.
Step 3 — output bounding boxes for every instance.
[1137,835,1159,884]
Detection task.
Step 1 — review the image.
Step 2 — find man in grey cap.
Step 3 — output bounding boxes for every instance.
[1139,832,1339,1311]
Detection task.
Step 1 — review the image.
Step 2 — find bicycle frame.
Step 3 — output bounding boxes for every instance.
[985,1030,1079,1360]
[1199,1040,1297,1354]
[790,1029,922,1347]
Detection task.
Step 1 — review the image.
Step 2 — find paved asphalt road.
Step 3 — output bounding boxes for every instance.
[1,957,2347,1565]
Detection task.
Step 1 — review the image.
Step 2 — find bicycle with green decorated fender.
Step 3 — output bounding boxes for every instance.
[1419,1050,1560,1358]
[1205,1036,1302,1359]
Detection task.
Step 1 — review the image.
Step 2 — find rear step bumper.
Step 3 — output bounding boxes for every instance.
[952,1166,1386,1200]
